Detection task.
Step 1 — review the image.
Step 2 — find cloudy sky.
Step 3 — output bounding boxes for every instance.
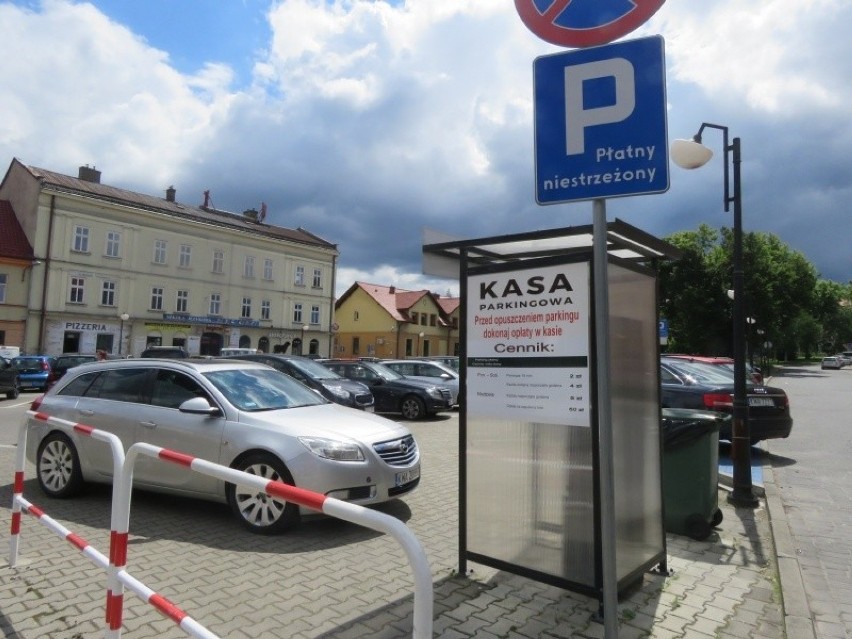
[1,0,850,297]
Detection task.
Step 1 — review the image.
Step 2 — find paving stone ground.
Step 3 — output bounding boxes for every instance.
[1,411,786,638]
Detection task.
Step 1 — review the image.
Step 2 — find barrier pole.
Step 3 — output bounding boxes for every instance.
[121,443,434,639]
[11,412,128,638]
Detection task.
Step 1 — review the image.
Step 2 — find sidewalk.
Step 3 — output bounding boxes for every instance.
[0,422,804,638]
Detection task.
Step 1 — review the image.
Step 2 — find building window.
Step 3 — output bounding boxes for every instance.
[263,258,273,281]
[430,314,437,326]
[352,337,360,355]
[354,310,359,321]
[105,231,121,258]
[312,268,322,288]
[244,256,255,278]
[176,290,188,313]
[209,293,221,315]
[73,226,90,253]
[213,250,224,274]
[261,300,271,320]
[179,244,192,268]
[410,312,418,324]
[69,277,85,304]
[241,297,252,318]
[150,287,164,311]
[101,281,116,306]
[0,274,6,303]
[295,265,305,286]
[293,303,303,323]
[153,239,167,264]
[310,305,320,325]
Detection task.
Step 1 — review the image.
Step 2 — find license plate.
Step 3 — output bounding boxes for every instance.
[749,397,774,407]
[395,466,420,487]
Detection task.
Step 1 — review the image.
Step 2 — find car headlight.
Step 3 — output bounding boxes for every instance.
[298,436,365,461]
[426,387,444,399]
[325,384,352,400]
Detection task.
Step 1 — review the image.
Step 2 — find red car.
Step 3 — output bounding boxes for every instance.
[662,354,763,384]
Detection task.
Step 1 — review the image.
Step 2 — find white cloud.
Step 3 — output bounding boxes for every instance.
[1,0,850,285]
[0,0,235,185]
[655,0,849,114]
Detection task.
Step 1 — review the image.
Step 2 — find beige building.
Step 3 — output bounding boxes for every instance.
[333,282,459,359]
[0,158,338,357]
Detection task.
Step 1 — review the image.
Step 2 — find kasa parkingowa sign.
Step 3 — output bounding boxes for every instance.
[466,261,590,427]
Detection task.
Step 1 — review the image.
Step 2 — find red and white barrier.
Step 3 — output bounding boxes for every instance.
[9,411,434,638]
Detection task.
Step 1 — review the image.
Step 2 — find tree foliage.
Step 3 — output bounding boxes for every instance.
[658,225,849,360]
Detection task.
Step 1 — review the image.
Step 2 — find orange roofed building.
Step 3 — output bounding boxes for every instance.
[333,282,459,359]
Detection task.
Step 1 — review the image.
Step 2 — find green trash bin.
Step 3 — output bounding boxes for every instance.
[660,408,728,540]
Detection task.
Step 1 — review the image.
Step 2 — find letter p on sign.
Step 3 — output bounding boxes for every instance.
[564,58,635,156]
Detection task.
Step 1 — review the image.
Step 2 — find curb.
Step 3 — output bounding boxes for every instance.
[763,440,817,639]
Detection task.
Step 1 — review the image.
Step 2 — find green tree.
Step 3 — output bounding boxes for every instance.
[659,225,822,360]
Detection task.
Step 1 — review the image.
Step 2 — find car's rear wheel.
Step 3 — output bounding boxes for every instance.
[37,432,84,498]
[227,453,300,534]
[400,395,426,420]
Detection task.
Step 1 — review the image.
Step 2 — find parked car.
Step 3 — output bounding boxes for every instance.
[660,357,792,443]
[140,346,189,358]
[419,355,460,371]
[220,353,375,411]
[51,354,98,384]
[662,353,763,384]
[381,359,460,407]
[320,359,453,420]
[0,356,20,399]
[25,358,420,534]
[821,356,842,370]
[11,355,56,392]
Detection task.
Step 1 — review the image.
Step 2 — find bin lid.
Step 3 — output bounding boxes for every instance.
[661,408,728,448]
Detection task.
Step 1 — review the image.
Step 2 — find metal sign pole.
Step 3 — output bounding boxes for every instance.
[593,198,618,637]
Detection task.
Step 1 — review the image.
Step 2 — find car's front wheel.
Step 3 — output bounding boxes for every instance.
[6,378,19,399]
[37,432,84,498]
[226,453,300,534]
[400,395,426,420]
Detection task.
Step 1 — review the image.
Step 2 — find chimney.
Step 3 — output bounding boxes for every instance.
[78,165,101,183]
[389,286,396,294]
[166,186,176,202]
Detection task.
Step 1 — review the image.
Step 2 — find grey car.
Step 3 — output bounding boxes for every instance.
[382,359,460,407]
[25,358,420,534]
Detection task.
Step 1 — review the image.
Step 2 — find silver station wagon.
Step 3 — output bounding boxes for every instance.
[26,359,420,534]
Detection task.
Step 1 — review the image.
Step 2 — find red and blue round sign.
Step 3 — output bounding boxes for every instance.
[514,0,666,48]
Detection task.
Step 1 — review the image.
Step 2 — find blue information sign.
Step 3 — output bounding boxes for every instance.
[533,35,669,205]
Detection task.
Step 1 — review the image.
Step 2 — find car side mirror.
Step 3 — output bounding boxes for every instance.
[179,397,221,416]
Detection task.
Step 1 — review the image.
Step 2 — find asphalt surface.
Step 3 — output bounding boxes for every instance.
[0,375,823,638]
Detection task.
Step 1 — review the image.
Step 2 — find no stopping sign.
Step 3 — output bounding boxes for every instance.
[514,0,666,48]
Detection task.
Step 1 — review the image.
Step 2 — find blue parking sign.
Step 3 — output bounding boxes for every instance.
[534,35,669,205]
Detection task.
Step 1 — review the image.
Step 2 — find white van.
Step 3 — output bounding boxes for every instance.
[220,347,260,357]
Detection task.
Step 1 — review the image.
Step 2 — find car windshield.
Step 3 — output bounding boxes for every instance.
[205,368,327,411]
[12,358,46,371]
[289,357,345,380]
[664,359,738,385]
[365,362,405,381]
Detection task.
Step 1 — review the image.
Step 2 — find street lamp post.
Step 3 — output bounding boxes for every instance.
[671,123,758,508]
[301,325,309,355]
[418,332,424,357]
[118,313,130,356]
